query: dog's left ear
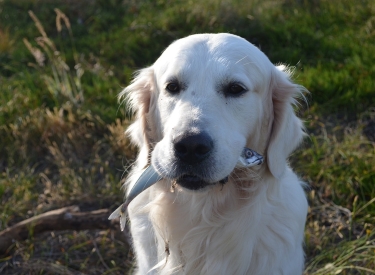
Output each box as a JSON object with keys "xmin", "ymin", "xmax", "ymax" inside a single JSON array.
[{"xmin": 266, "ymin": 66, "xmax": 306, "ymax": 179}]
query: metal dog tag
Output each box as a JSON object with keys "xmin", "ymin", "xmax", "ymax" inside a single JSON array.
[{"xmin": 109, "ymin": 147, "xmax": 263, "ymax": 230}]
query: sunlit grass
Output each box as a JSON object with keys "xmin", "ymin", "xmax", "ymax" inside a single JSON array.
[
  {"xmin": 297, "ymin": 119, "xmax": 375, "ymax": 213},
  {"xmin": 305, "ymin": 232, "xmax": 375, "ymax": 275},
  {"xmin": 295, "ymin": 114, "xmax": 375, "ymax": 274}
]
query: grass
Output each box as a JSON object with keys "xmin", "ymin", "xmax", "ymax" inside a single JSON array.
[
  {"xmin": 0, "ymin": 0, "xmax": 375, "ymax": 274},
  {"xmin": 298, "ymin": 115, "xmax": 375, "ymax": 274}
]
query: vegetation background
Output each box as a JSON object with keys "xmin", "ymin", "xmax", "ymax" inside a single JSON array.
[{"xmin": 1, "ymin": 0, "xmax": 375, "ymax": 274}]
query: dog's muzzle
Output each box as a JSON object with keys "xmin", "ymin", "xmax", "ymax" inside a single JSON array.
[
  {"xmin": 109, "ymin": 147, "xmax": 263, "ymax": 231},
  {"xmin": 172, "ymin": 131, "xmax": 216, "ymax": 190}
]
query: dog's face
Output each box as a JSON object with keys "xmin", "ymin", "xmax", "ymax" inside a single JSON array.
[
  {"xmin": 151, "ymin": 35, "xmax": 269, "ymax": 190},
  {"xmin": 122, "ymin": 34, "xmax": 304, "ymax": 191}
]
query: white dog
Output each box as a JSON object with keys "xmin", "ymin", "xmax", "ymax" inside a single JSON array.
[{"xmin": 119, "ymin": 33, "xmax": 308, "ymax": 275}]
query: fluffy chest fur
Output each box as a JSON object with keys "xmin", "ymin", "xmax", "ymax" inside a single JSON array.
[{"xmin": 128, "ymin": 169, "xmax": 307, "ymax": 275}]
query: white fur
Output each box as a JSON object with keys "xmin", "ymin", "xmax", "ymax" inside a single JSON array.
[{"xmin": 119, "ymin": 33, "xmax": 308, "ymax": 275}]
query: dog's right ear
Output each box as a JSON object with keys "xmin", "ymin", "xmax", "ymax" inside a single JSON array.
[
  {"xmin": 266, "ymin": 66, "xmax": 306, "ymax": 179},
  {"xmin": 118, "ymin": 67, "xmax": 157, "ymax": 166}
]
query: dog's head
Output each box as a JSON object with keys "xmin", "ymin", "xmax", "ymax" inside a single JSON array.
[{"xmin": 121, "ymin": 33, "xmax": 305, "ymax": 191}]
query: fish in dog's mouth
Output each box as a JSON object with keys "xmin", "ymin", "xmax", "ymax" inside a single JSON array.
[{"xmin": 109, "ymin": 147, "xmax": 263, "ymax": 230}]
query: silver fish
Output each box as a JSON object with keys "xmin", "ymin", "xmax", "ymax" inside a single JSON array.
[
  {"xmin": 237, "ymin": 147, "xmax": 263, "ymax": 168},
  {"xmin": 109, "ymin": 147, "xmax": 263, "ymax": 230}
]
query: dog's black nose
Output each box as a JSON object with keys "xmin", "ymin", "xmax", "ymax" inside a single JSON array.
[{"xmin": 173, "ymin": 132, "xmax": 214, "ymax": 164}]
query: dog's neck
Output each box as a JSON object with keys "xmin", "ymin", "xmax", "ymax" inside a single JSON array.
[{"xmin": 147, "ymin": 171, "xmax": 277, "ymax": 273}]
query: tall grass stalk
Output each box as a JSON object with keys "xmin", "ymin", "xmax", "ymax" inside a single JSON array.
[{"xmin": 23, "ymin": 10, "xmax": 83, "ymax": 106}]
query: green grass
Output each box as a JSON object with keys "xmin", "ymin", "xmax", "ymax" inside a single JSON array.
[{"xmin": 0, "ymin": 0, "xmax": 375, "ymax": 274}]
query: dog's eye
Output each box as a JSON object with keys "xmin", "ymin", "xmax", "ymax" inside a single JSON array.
[
  {"xmin": 227, "ymin": 84, "xmax": 246, "ymax": 96},
  {"xmin": 166, "ymin": 82, "xmax": 180, "ymax": 93}
]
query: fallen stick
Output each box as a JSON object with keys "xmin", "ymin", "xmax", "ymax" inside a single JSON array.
[{"xmin": 0, "ymin": 206, "xmax": 118, "ymax": 255}]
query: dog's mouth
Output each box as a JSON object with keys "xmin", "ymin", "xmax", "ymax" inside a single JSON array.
[
  {"xmin": 176, "ymin": 174, "xmax": 208, "ymax": 190},
  {"xmin": 172, "ymin": 147, "xmax": 263, "ymax": 191},
  {"xmin": 175, "ymin": 174, "xmax": 229, "ymax": 191},
  {"xmin": 109, "ymin": 147, "xmax": 263, "ymax": 230},
  {"xmin": 109, "ymin": 147, "xmax": 263, "ymax": 225}
]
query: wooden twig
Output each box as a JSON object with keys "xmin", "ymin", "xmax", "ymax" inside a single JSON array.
[
  {"xmin": 0, "ymin": 206, "xmax": 118, "ymax": 255},
  {"xmin": 91, "ymin": 236, "xmax": 110, "ymax": 271}
]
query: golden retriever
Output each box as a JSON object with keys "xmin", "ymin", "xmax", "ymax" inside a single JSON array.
[{"xmin": 117, "ymin": 33, "xmax": 308, "ymax": 275}]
